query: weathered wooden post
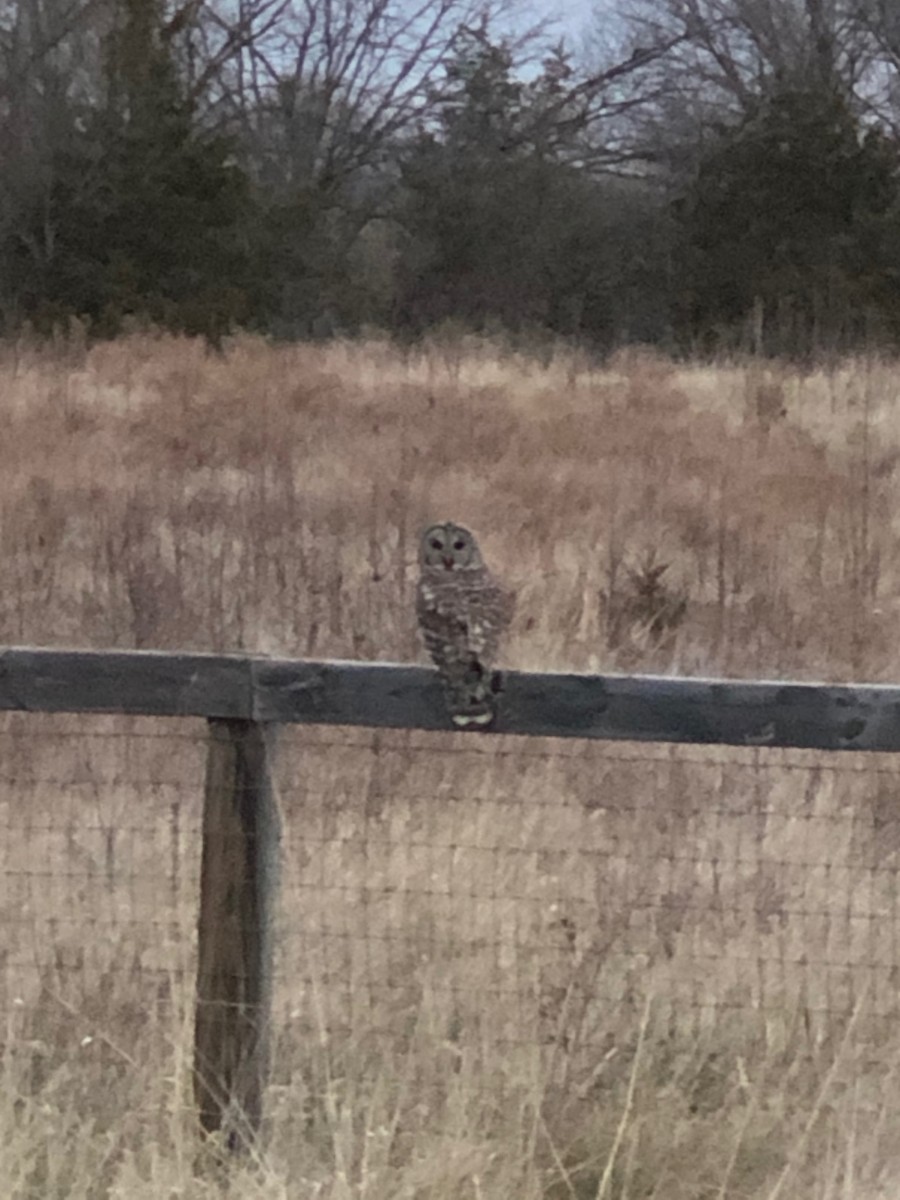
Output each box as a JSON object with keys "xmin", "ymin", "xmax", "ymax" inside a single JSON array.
[{"xmin": 193, "ymin": 719, "xmax": 280, "ymax": 1151}]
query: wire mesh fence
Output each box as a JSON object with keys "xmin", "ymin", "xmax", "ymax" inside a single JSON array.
[
  {"xmin": 1, "ymin": 710, "xmax": 900, "ymax": 1114},
  {"xmin": 0, "ymin": 713, "xmax": 205, "ymax": 1091},
  {"xmin": 273, "ymin": 727, "xmax": 900, "ymax": 1073}
]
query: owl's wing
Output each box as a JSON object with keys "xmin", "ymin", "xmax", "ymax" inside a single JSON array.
[{"xmin": 463, "ymin": 576, "xmax": 514, "ymax": 661}]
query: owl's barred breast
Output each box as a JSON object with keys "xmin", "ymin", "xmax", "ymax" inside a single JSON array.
[{"xmin": 415, "ymin": 567, "xmax": 512, "ymax": 671}]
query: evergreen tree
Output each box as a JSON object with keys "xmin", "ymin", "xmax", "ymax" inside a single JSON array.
[
  {"xmin": 396, "ymin": 28, "xmax": 670, "ymax": 344},
  {"xmin": 673, "ymin": 84, "xmax": 900, "ymax": 353},
  {"xmin": 8, "ymin": 0, "xmax": 253, "ymax": 339}
]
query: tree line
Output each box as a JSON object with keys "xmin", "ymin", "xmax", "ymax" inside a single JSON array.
[{"xmin": 3, "ymin": 0, "xmax": 900, "ymax": 355}]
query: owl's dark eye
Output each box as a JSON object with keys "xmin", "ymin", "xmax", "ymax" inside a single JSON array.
[
  {"xmin": 430, "ymin": 538, "xmax": 442, "ymax": 550},
  {"xmin": 453, "ymin": 540, "xmax": 465, "ymax": 551}
]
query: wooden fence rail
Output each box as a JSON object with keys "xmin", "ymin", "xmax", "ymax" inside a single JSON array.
[
  {"xmin": 3, "ymin": 644, "xmax": 900, "ymax": 1147},
  {"xmin": 3, "ymin": 645, "xmax": 900, "ymax": 749}
]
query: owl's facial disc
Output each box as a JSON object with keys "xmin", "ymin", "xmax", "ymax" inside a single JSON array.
[{"xmin": 422, "ymin": 522, "xmax": 476, "ymax": 570}]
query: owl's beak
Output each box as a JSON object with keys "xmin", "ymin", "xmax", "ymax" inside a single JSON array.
[{"xmin": 443, "ymin": 556, "xmax": 454, "ymax": 569}]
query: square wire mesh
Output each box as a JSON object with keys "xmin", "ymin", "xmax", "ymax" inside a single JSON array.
[
  {"xmin": 0, "ymin": 713, "xmax": 206, "ymax": 1075},
  {"xmin": 3, "ymin": 712, "xmax": 900, "ymax": 1107},
  {"xmin": 273, "ymin": 728, "xmax": 900, "ymax": 1074}
]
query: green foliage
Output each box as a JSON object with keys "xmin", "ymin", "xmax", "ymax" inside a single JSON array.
[
  {"xmin": 5, "ymin": 1, "xmax": 900, "ymax": 355},
  {"xmin": 396, "ymin": 28, "xmax": 670, "ymax": 344},
  {"xmin": 33, "ymin": 120, "xmax": 251, "ymax": 340},
  {"xmin": 673, "ymin": 84, "xmax": 900, "ymax": 352},
  {"xmin": 6, "ymin": 0, "xmax": 253, "ymax": 341}
]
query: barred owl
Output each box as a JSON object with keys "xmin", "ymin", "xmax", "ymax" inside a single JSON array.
[{"xmin": 416, "ymin": 522, "xmax": 515, "ymax": 728}]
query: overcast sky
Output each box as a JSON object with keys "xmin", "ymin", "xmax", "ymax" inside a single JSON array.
[
  {"xmin": 537, "ymin": 0, "xmax": 593, "ymax": 39},
  {"xmin": 516, "ymin": 0, "xmax": 626, "ymax": 61}
]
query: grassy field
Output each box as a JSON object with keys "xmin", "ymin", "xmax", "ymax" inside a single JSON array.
[{"xmin": 1, "ymin": 331, "xmax": 900, "ymax": 1197}]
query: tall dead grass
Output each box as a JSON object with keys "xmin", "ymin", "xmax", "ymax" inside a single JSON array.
[
  {"xmin": 3, "ymin": 329, "xmax": 899, "ymax": 677},
  {"xmin": 2, "ymin": 332, "xmax": 900, "ymax": 1197}
]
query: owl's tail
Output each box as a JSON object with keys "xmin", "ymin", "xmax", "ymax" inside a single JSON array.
[{"xmin": 444, "ymin": 661, "xmax": 501, "ymax": 729}]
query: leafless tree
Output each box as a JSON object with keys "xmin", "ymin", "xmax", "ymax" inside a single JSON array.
[
  {"xmin": 599, "ymin": 0, "xmax": 884, "ymax": 172},
  {"xmin": 166, "ymin": 0, "xmax": 523, "ymax": 196},
  {"xmin": 848, "ymin": 1, "xmax": 900, "ymax": 135}
]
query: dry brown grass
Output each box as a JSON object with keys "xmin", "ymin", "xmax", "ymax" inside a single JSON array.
[{"xmin": 2, "ymin": 332, "xmax": 900, "ymax": 1196}]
